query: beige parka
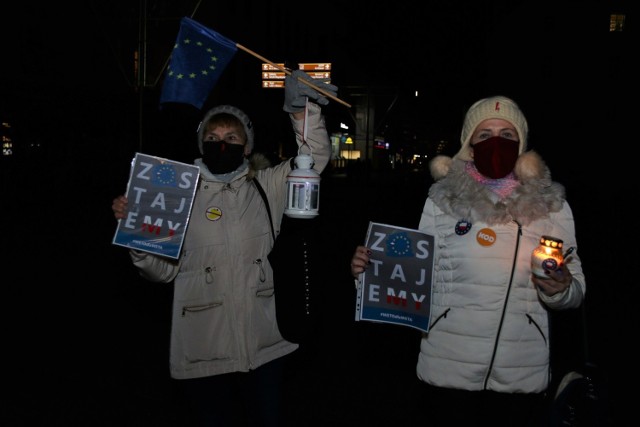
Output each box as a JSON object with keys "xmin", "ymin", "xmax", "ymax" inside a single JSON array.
[{"xmin": 129, "ymin": 103, "xmax": 330, "ymax": 379}]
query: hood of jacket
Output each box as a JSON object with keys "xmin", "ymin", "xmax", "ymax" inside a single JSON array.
[{"xmin": 427, "ymin": 151, "xmax": 566, "ymax": 226}]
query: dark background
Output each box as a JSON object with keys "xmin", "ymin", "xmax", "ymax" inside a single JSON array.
[{"xmin": 1, "ymin": 1, "xmax": 635, "ymax": 425}]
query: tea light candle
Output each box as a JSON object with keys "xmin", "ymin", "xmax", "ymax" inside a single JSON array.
[{"xmin": 531, "ymin": 236, "xmax": 564, "ymax": 278}]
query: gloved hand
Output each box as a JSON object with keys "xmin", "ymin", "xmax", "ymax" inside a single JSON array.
[{"xmin": 283, "ymin": 69, "xmax": 338, "ymax": 113}]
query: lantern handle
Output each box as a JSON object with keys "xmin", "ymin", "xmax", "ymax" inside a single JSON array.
[{"xmin": 297, "ymin": 142, "xmax": 313, "ymax": 157}]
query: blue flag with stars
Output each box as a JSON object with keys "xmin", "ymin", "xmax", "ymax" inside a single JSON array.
[{"xmin": 159, "ymin": 17, "xmax": 238, "ymax": 110}]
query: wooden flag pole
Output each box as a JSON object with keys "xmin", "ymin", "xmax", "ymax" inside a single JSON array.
[{"xmin": 236, "ymin": 43, "xmax": 351, "ymax": 108}]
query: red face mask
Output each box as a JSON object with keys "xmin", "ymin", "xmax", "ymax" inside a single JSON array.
[{"xmin": 472, "ymin": 136, "xmax": 519, "ymax": 179}]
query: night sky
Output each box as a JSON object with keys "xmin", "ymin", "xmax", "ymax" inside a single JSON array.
[{"xmin": 2, "ymin": 1, "xmax": 629, "ymax": 159}]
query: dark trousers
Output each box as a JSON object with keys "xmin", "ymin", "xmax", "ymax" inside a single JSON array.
[
  {"xmin": 419, "ymin": 382, "xmax": 547, "ymax": 426},
  {"xmin": 178, "ymin": 357, "xmax": 285, "ymax": 427}
]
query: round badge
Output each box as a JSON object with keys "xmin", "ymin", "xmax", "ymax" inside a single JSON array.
[
  {"xmin": 205, "ymin": 207, "xmax": 222, "ymax": 221},
  {"xmin": 455, "ymin": 220, "xmax": 472, "ymax": 235},
  {"xmin": 476, "ymin": 228, "xmax": 497, "ymax": 247},
  {"xmin": 542, "ymin": 258, "xmax": 559, "ymax": 271}
]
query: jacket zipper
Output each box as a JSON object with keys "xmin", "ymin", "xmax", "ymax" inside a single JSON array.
[{"xmin": 484, "ymin": 221, "xmax": 522, "ymax": 389}]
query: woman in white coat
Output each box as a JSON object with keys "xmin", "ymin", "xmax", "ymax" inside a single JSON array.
[{"xmin": 350, "ymin": 95, "xmax": 585, "ymax": 426}]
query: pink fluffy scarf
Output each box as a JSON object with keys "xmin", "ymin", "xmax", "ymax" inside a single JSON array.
[{"xmin": 465, "ymin": 161, "xmax": 520, "ymax": 199}]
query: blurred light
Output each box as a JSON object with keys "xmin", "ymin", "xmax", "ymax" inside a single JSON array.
[
  {"xmin": 610, "ymin": 14, "xmax": 625, "ymax": 32},
  {"xmin": 340, "ymin": 150, "xmax": 360, "ymax": 160}
]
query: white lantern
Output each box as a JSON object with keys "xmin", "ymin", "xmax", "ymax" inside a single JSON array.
[{"xmin": 285, "ymin": 153, "xmax": 321, "ymax": 218}]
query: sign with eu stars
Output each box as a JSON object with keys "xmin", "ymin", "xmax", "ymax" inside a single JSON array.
[
  {"xmin": 355, "ymin": 222, "xmax": 435, "ymax": 333},
  {"xmin": 112, "ymin": 153, "xmax": 200, "ymax": 259}
]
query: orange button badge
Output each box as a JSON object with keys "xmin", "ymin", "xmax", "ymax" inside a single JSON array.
[{"xmin": 476, "ymin": 228, "xmax": 496, "ymax": 247}]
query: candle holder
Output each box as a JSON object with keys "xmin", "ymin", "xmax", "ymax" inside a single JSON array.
[{"xmin": 531, "ymin": 235, "xmax": 564, "ymax": 278}]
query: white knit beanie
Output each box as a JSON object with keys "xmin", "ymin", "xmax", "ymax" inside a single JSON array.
[
  {"xmin": 196, "ymin": 105, "xmax": 255, "ymax": 155},
  {"xmin": 454, "ymin": 96, "xmax": 528, "ymax": 161}
]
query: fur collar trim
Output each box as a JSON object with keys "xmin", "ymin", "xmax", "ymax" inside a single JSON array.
[
  {"xmin": 427, "ymin": 151, "xmax": 565, "ymax": 226},
  {"xmin": 246, "ymin": 152, "xmax": 271, "ymax": 180}
]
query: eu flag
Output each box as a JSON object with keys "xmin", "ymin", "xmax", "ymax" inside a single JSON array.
[{"xmin": 159, "ymin": 17, "xmax": 238, "ymax": 110}]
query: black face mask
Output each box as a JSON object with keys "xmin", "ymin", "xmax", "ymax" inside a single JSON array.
[{"xmin": 202, "ymin": 141, "xmax": 245, "ymax": 174}]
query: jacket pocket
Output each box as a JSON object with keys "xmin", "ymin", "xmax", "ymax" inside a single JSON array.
[
  {"xmin": 252, "ymin": 283, "xmax": 282, "ymax": 350},
  {"xmin": 526, "ymin": 313, "xmax": 548, "ymax": 345},
  {"xmin": 174, "ymin": 269, "xmax": 235, "ymax": 362},
  {"xmin": 178, "ymin": 299, "xmax": 235, "ymax": 362},
  {"xmin": 428, "ymin": 307, "xmax": 451, "ymax": 330}
]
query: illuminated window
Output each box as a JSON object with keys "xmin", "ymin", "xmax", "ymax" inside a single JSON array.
[
  {"xmin": 2, "ymin": 141, "xmax": 13, "ymax": 156},
  {"xmin": 340, "ymin": 150, "xmax": 360, "ymax": 160},
  {"xmin": 609, "ymin": 14, "xmax": 625, "ymax": 32},
  {"xmin": 1, "ymin": 121, "xmax": 13, "ymax": 156}
]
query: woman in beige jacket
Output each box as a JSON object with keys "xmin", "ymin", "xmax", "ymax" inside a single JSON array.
[{"xmin": 113, "ymin": 70, "xmax": 337, "ymax": 426}]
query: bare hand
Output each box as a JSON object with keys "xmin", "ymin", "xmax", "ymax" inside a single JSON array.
[
  {"xmin": 350, "ymin": 245, "xmax": 371, "ymax": 278},
  {"xmin": 531, "ymin": 262, "xmax": 573, "ymax": 296},
  {"xmin": 112, "ymin": 195, "xmax": 128, "ymax": 220}
]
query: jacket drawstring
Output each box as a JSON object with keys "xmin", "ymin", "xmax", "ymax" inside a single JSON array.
[{"xmin": 254, "ymin": 259, "xmax": 266, "ymax": 282}]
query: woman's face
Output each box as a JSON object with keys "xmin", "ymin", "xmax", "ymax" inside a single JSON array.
[
  {"xmin": 469, "ymin": 118, "xmax": 520, "ymax": 179},
  {"xmin": 470, "ymin": 119, "xmax": 519, "ymax": 147},
  {"xmin": 203, "ymin": 124, "xmax": 245, "ymax": 145},
  {"xmin": 203, "ymin": 124, "xmax": 249, "ymax": 156}
]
